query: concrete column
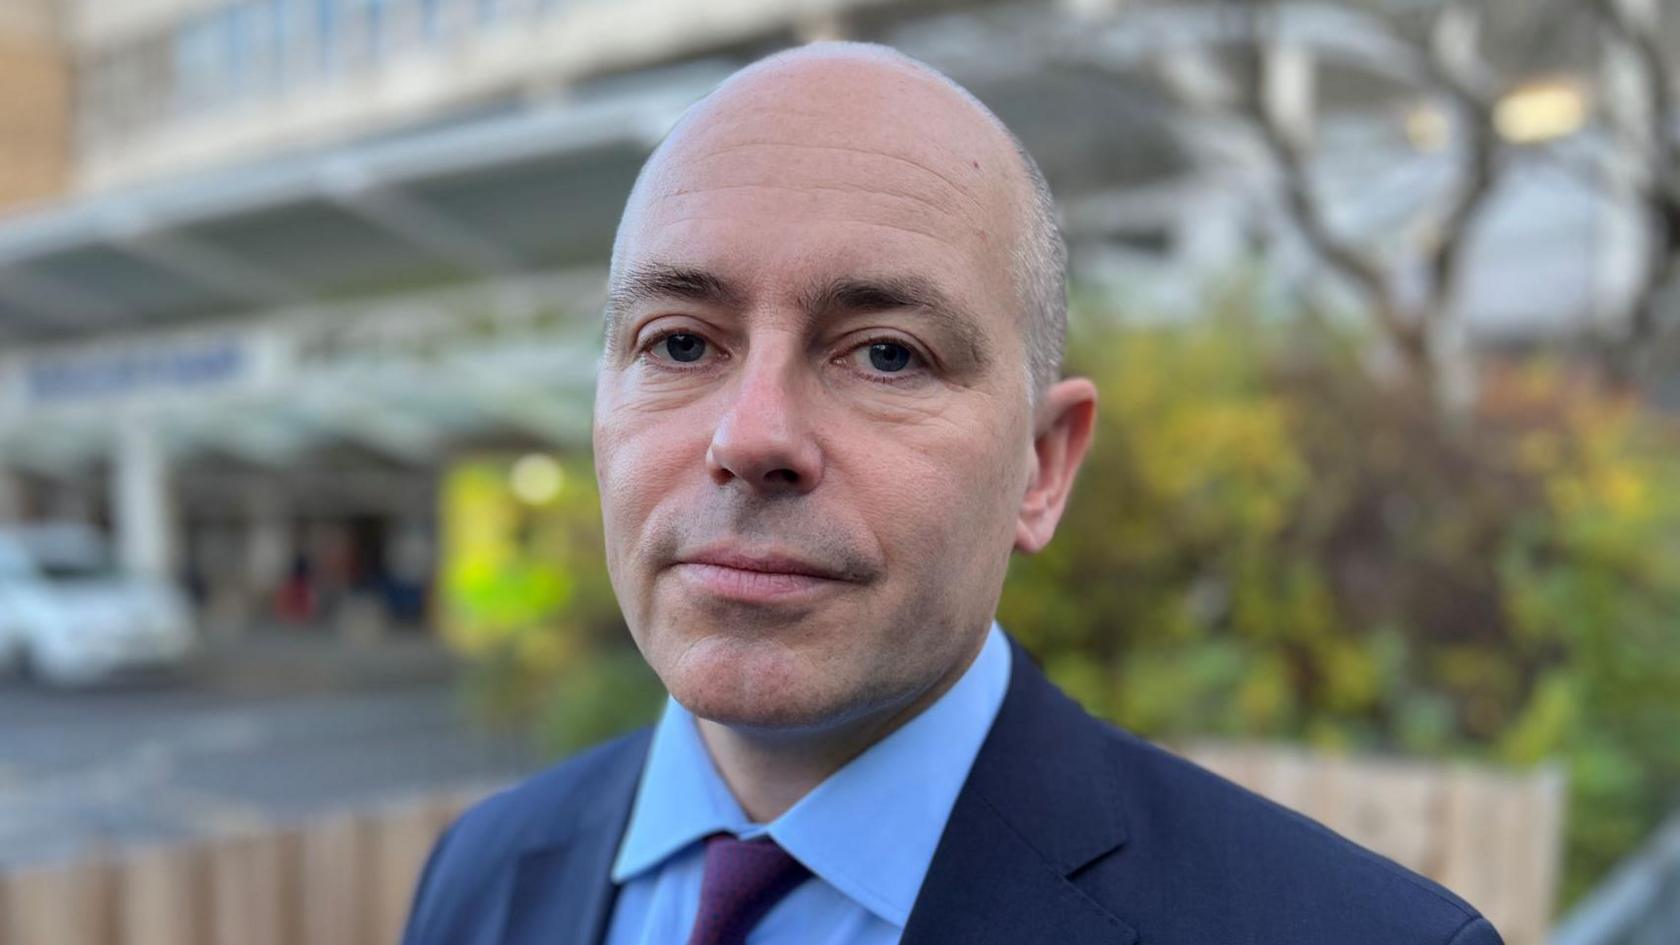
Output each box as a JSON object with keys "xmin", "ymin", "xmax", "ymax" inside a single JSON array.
[
  {"xmin": 246, "ymin": 493, "xmax": 290, "ymax": 595},
  {"xmin": 238, "ymin": 489, "xmax": 292, "ymax": 634},
  {"xmin": 111, "ymin": 421, "xmax": 176, "ymax": 579},
  {"xmin": 0, "ymin": 468, "xmax": 22, "ymax": 522}
]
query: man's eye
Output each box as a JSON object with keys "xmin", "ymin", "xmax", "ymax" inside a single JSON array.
[
  {"xmin": 863, "ymin": 341, "xmax": 915, "ymax": 373},
  {"xmin": 657, "ymin": 333, "xmax": 707, "ymax": 363}
]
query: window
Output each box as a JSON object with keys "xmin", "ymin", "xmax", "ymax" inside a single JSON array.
[
  {"xmin": 316, "ymin": 0, "xmax": 339, "ymax": 75},
  {"xmin": 346, "ymin": 0, "xmax": 394, "ymax": 64},
  {"xmin": 420, "ymin": 0, "xmax": 447, "ymax": 42},
  {"xmin": 173, "ymin": 16, "xmax": 224, "ymax": 113},
  {"xmin": 224, "ymin": 3, "xmax": 249, "ymax": 98},
  {"xmin": 274, "ymin": 0, "xmax": 317, "ymax": 88},
  {"xmin": 239, "ymin": 0, "xmax": 288, "ymax": 95}
]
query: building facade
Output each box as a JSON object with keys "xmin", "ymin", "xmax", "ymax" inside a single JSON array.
[
  {"xmin": 0, "ymin": 0, "xmax": 1664, "ymax": 638},
  {"xmin": 0, "ymin": 0, "xmax": 71, "ymax": 213}
]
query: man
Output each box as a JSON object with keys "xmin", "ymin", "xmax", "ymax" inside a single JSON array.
[{"xmin": 402, "ymin": 42, "xmax": 1504, "ymax": 945}]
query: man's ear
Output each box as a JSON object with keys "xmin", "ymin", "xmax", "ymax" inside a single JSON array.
[{"xmin": 1015, "ymin": 377, "xmax": 1098, "ymax": 554}]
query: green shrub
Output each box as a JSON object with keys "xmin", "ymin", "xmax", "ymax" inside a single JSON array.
[
  {"xmin": 1001, "ymin": 296, "xmax": 1680, "ymax": 907},
  {"xmin": 440, "ymin": 453, "xmax": 663, "ymax": 752}
]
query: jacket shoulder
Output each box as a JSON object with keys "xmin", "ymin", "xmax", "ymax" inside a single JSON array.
[
  {"xmin": 400, "ymin": 727, "xmax": 652, "ymax": 945},
  {"xmin": 446, "ymin": 726, "xmax": 651, "ymax": 859},
  {"xmin": 1091, "ymin": 723, "xmax": 1502, "ymax": 945}
]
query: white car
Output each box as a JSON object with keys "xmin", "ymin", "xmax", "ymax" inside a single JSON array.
[{"xmin": 0, "ymin": 523, "xmax": 198, "ymax": 686}]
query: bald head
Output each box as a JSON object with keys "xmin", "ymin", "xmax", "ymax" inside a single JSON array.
[{"xmin": 608, "ymin": 41, "xmax": 1067, "ymax": 398}]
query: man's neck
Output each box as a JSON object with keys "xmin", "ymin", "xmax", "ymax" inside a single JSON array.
[{"xmin": 694, "ymin": 653, "xmax": 977, "ymax": 823}]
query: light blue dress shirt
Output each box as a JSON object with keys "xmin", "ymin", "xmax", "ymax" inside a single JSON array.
[{"xmin": 604, "ymin": 621, "xmax": 1013, "ymax": 945}]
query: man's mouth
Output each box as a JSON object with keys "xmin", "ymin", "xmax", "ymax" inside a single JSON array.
[{"xmin": 671, "ymin": 546, "xmax": 860, "ymax": 603}]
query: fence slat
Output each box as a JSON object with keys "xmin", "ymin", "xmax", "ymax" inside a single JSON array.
[
  {"xmin": 206, "ymin": 830, "xmax": 292, "ymax": 945},
  {"xmin": 117, "ymin": 843, "xmax": 206, "ymax": 945},
  {"xmin": 0, "ymin": 859, "xmax": 116, "ymax": 945},
  {"xmin": 369, "ymin": 800, "xmax": 450, "ymax": 945},
  {"xmin": 297, "ymin": 812, "xmax": 370, "ymax": 945}
]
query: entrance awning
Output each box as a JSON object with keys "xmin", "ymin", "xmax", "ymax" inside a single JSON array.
[{"xmin": 0, "ymin": 63, "xmax": 730, "ymax": 346}]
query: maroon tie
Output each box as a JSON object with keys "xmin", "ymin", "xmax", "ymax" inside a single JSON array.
[{"xmin": 685, "ymin": 834, "xmax": 812, "ymax": 945}]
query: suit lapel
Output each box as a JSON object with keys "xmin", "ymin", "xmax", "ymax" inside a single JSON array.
[
  {"xmin": 902, "ymin": 637, "xmax": 1139, "ymax": 945},
  {"xmin": 501, "ymin": 729, "xmax": 651, "ymax": 945}
]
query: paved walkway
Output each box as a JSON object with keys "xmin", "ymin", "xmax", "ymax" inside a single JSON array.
[{"xmin": 0, "ymin": 627, "xmax": 539, "ymax": 868}]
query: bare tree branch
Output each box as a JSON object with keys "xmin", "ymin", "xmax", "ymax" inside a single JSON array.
[
  {"xmin": 1418, "ymin": 2, "xmax": 1503, "ymax": 329},
  {"xmin": 1589, "ymin": 0, "xmax": 1680, "ymax": 365},
  {"xmin": 1228, "ymin": 0, "xmax": 1429, "ymax": 373},
  {"xmin": 1592, "ymin": 0, "xmax": 1679, "ymax": 199},
  {"xmin": 1056, "ymin": 0, "xmax": 1659, "ymax": 397},
  {"xmin": 1224, "ymin": 0, "xmax": 1515, "ymax": 400}
]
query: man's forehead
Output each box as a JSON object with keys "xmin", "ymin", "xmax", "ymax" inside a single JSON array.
[
  {"xmin": 695, "ymin": 77, "xmax": 992, "ymax": 156},
  {"xmin": 686, "ymin": 47, "xmax": 1010, "ymax": 156},
  {"xmin": 646, "ymin": 128, "xmax": 991, "ymax": 220},
  {"xmin": 604, "ymin": 46, "xmax": 1036, "ymax": 361},
  {"xmin": 628, "ymin": 49, "xmax": 1019, "ymax": 228}
]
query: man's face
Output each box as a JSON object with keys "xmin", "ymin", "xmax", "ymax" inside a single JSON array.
[{"xmin": 593, "ymin": 56, "xmax": 1038, "ymax": 732}]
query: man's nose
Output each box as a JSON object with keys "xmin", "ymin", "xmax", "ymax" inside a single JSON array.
[{"xmin": 705, "ymin": 356, "xmax": 823, "ymax": 494}]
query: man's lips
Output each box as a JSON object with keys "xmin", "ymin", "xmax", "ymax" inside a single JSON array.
[
  {"xmin": 669, "ymin": 548, "xmax": 861, "ymax": 602},
  {"xmin": 681, "ymin": 549, "xmax": 851, "ymax": 579}
]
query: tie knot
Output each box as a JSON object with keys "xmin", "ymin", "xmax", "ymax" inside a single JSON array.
[{"xmin": 686, "ymin": 834, "xmax": 812, "ymax": 945}]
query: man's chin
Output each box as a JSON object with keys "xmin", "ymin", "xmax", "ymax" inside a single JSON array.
[{"xmin": 661, "ymin": 634, "xmax": 852, "ymax": 732}]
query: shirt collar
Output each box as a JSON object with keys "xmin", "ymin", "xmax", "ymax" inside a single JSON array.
[{"xmin": 610, "ymin": 621, "xmax": 1013, "ymax": 928}]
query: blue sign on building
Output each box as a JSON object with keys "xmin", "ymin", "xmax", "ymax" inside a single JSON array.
[{"xmin": 26, "ymin": 338, "xmax": 247, "ymax": 404}]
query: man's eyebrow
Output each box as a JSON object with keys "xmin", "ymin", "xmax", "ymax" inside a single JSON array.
[
  {"xmin": 604, "ymin": 263, "xmax": 745, "ymax": 341},
  {"xmin": 798, "ymin": 274, "xmax": 993, "ymax": 368},
  {"xmin": 603, "ymin": 265, "xmax": 994, "ymax": 368}
]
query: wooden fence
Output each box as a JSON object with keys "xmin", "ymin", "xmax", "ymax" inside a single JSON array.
[
  {"xmin": 1181, "ymin": 741, "xmax": 1566, "ymax": 945},
  {"xmin": 0, "ymin": 748, "xmax": 1562, "ymax": 945},
  {"xmin": 0, "ymin": 786, "xmax": 490, "ymax": 945}
]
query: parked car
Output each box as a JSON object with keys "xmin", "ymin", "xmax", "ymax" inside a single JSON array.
[{"xmin": 0, "ymin": 523, "xmax": 198, "ymax": 685}]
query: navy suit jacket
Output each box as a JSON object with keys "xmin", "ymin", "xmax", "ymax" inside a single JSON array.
[{"xmin": 402, "ymin": 636, "xmax": 1504, "ymax": 945}]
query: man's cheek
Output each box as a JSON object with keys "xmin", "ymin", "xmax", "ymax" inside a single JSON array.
[
  {"xmin": 602, "ymin": 424, "xmax": 697, "ymax": 503},
  {"xmin": 859, "ymin": 455, "xmax": 969, "ymax": 567},
  {"xmin": 596, "ymin": 449, "xmax": 665, "ymax": 594}
]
